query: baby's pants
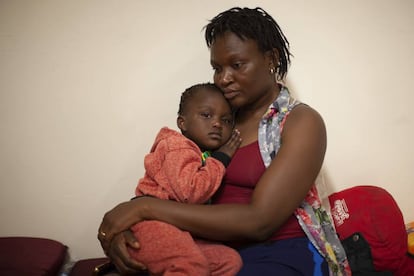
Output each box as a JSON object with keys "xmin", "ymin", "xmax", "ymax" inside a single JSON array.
[{"xmin": 128, "ymin": 220, "xmax": 242, "ymax": 276}]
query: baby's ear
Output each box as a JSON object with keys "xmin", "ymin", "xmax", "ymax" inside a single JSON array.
[{"xmin": 177, "ymin": 115, "xmax": 186, "ymax": 131}]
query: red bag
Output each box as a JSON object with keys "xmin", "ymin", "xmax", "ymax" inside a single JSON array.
[{"xmin": 328, "ymin": 185, "xmax": 414, "ymax": 275}]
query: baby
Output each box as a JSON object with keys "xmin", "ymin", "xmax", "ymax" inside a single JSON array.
[{"xmin": 128, "ymin": 83, "xmax": 242, "ymax": 275}]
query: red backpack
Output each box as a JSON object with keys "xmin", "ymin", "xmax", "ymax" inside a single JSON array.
[{"xmin": 328, "ymin": 185, "xmax": 414, "ymax": 275}]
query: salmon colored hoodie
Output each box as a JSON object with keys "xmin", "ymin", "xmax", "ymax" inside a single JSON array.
[{"xmin": 135, "ymin": 127, "xmax": 226, "ymax": 204}]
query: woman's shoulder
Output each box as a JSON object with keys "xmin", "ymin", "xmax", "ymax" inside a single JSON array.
[
  {"xmin": 283, "ymin": 104, "xmax": 326, "ymax": 141},
  {"xmin": 292, "ymin": 102, "xmax": 322, "ymax": 115}
]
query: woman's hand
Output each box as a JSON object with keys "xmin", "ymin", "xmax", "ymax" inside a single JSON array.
[
  {"xmin": 98, "ymin": 198, "xmax": 147, "ymax": 251},
  {"xmin": 105, "ymin": 230, "xmax": 147, "ymax": 274}
]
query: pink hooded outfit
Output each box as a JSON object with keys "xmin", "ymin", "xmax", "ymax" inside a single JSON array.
[{"xmin": 128, "ymin": 127, "xmax": 242, "ymax": 276}]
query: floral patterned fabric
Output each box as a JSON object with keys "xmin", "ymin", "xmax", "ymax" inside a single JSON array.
[{"xmin": 258, "ymin": 87, "xmax": 351, "ymax": 275}]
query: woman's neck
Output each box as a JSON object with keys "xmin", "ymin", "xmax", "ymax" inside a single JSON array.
[
  {"xmin": 235, "ymin": 84, "xmax": 281, "ymax": 146},
  {"xmin": 237, "ymin": 84, "xmax": 280, "ymax": 123}
]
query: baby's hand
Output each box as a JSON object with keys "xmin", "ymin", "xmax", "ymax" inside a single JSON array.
[{"xmin": 217, "ymin": 129, "xmax": 242, "ymax": 158}]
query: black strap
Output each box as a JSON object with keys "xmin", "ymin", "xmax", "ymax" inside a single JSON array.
[{"xmin": 341, "ymin": 232, "xmax": 392, "ymax": 275}]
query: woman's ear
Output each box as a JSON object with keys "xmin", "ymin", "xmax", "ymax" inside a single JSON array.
[
  {"xmin": 177, "ymin": 115, "xmax": 186, "ymax": 132},
  {"xmin": 266, "ymin": 49, "xmax": 279, "ymax": 68}
]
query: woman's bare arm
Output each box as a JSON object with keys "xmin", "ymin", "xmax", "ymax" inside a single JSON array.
[
  {"xmin": 99, "ymin": 105, "xmax": 326, "ymax": 244},
  {"xmin": 142, "ymin": 105, "xmax": 326, "ymax": 241}
]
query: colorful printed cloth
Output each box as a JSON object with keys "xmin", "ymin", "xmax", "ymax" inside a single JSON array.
[{"xmin": 258, "ymin": 87, "xmax": 351, "ymax": 275}]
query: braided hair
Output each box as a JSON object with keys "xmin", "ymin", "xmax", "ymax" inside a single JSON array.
[
  {"xmin": 204, "ymin": 7, "xmax": 292, "ymax": 80},
  {"xmin": 177, "ymin": 82, "xmax": 224, "ymax": 116}
]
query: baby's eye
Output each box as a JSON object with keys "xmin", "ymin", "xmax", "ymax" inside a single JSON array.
[
  {"xmin": 200, "ymin": 112, "xmax": 211, "ymax": 118},
  {"xmin": 222, "ymin": 118, "xmax": 234, "ymax": 125}
]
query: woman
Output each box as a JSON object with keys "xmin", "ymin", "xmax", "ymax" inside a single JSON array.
[{"xmin": 98, "ymin": 7, "xmax": 350, "ymax": 275}]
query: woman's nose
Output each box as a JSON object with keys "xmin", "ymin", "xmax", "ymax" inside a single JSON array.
[{"xmin": 217, "ymin": 69, "xmax": 233, "ymax": 87}]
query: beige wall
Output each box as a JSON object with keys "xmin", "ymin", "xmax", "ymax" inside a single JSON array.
[{"xmin": 1, "ymin": 0, "xmax": 413, "ymax": 260}]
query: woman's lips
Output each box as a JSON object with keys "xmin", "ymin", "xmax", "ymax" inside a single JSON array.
[{"xmin": 223, "ymin": 90, "xmax": 239, "ymax": 100}]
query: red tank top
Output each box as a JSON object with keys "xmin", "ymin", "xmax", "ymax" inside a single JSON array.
[{"xmin": 212, "ymin": 141, "xmax": 305, "ymax": 246}]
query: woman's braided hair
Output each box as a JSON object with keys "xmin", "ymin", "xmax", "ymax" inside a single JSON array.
[{"xmin": 204, "ymin": 7, "xmax": 292, "ymax": 80}]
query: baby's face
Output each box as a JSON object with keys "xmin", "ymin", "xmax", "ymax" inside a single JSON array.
[{"xmin": 178, "ymin": 89, "xmax": 233, "ymax": 151}]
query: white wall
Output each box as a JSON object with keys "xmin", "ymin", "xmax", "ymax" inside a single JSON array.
[{"xmin": 1, "ymin": 0, "xmax": 413, "ymax": 261}]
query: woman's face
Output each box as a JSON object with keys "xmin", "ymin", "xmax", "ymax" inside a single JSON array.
[{"xmin": 210, "ymin": 32, "xmax": 276, "ymax": 110}]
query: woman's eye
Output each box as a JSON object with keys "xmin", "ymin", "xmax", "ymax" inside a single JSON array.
[
  {"xmin": 232, "ymin": 62, "xmax": 242, "ymax": 69},
  {"xmin": 211, "ymin": 64, "xmax": 220, "ymax": 72},
  {"xmin": 211, "ymin": 66, "xmax": 221, "ymax": 73}
]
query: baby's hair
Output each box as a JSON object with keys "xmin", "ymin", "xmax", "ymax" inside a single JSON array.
[
  {"xmin": 178, "ymin": 83, "xmax": 224, "ymax": 115},
  {"xmin": 204, "ymin": 7, "xmax": 292, "ymax": 79}
]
